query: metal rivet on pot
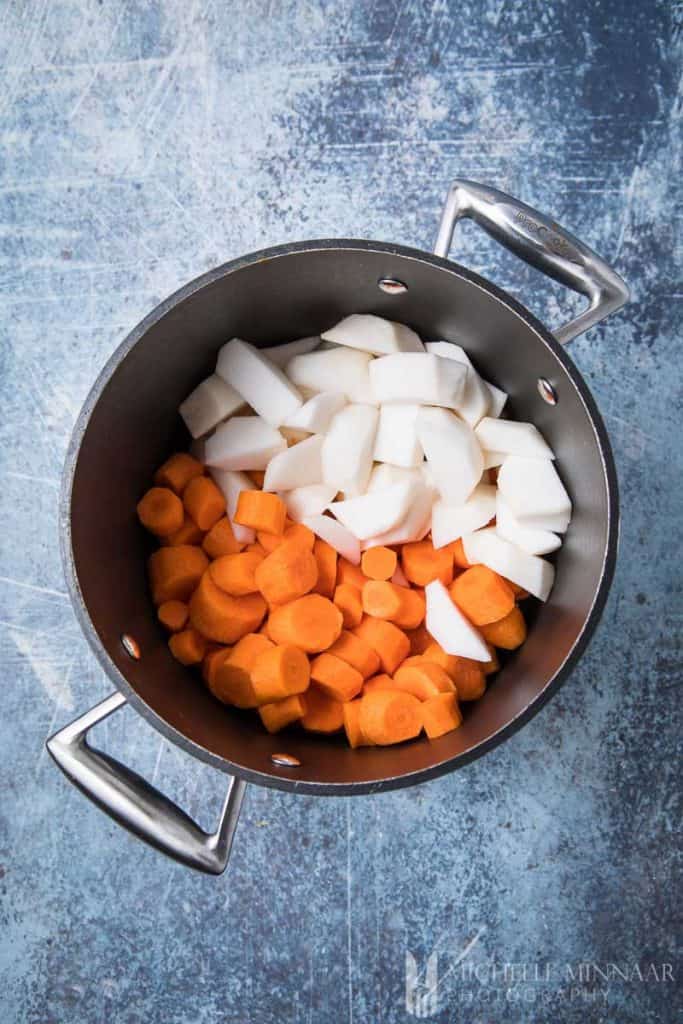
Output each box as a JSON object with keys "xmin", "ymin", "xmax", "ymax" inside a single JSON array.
[
  {"xmin": 121, "ymin": 634, "xmax": 141, "ymax": 660},
  {"xmin": 378, "ymin": 277, "xmax": 408, "ymax": 295},
  {"xmin": 271, "ymin": 753, "xmax": 301, "ymax": 768},
  {"xmin": 537, "ymin": 377, "xmax": 558, "ymax": 405}
]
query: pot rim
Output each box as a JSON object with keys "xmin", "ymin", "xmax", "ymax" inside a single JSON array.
[{"xmin": 60, "ymin": 237, "xmax": 619, "ymax": 796}]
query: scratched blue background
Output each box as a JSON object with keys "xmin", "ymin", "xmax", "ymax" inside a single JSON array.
[{"xmin": 1, "ymin": 1, "xmax": 681, "ymax": 1022}]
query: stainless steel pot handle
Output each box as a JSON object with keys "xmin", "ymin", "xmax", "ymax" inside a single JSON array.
[
  {"xmin": 46, "ymin": 691, "xmax": 246, "ymax": 875},
  {"xmin": 434, "ymin": 178, "xmax": 629, "ymax": 344}
]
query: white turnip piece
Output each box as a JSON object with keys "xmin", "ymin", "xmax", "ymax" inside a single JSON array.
[
  {"xmin": 475, "ymin": 417, "xmax": 554, "ymax": 459},
  {"xmin": 280, "ymin": 483, "xmax": 338, "ymax": 522},
  {"xmin": 497, "ymin": 456, "xmax": 571, "ymax": 523},
  {"xmin": 431, "ymin": 484, "xmax": 497, "ymax": 549},
  {"xmin": 425, "ymin": 580, "xmax": 490, "ymax": 661},
  {"xmin": 462, "ymin": 528, "xmax": 555, "ymax": 601},
  {"xmin": 286, "ymin": 348, "xmax": 376, "ymax": 404},
  {"xmin": 282, "ymin": 392, "xmax": 346, "ymax": 434},
  {"xmin": 261, "ymin": 336, "xmax": 320, "ymax": 366},
  {"xmin": 373, "ymin": 403, "xmax": 423, "ymax": 467},
  {"xmin": 302, "ymin": 514, "xmax": 361, "ymax": 564},
  {"xmin": 369, "ymin": 353, "xmax": 466, "ymax": 407},
  {"xmin": 321, "ymin": 404, "xmax": 379, "ymax": 497},
  {"xmin": 208, "ymin": 468, "xmax": 256, "ymax": 544},
  {"xmin": 179, "ymin": 374, "xmax": 245, "ymax": 439},
  {"xmin": 321, "ymin": 313, "xmax": 424, "ymax": 355},
  {"xmin": 216, "ymin": 338, "xmax": 303, "ymax": 427},
  {"xmin": 496, "ymin": 494, "xmax": 562, "ymax": 556},
  {"xmin": 263, "ymin": 434, "xmax": 324, "ymax": 492},
  {"xmin": 205, "ymin": 416, "xmax": 285, "ymax": 471},
  {"xmin": 363, "ymin": 482, "xmax": 434, "ymax": 549},
  {"xmin": 367, "ymin": 463, "xmax": 421, "ymax": 492},
  {"xmin": 416, "ymin": 406, "xmax": 483, "ymax": 506},
  {"xmin": 424, "ymin": 341, "xmax": 490, "ymax": 425},
  {"xmin": 328, "ymin": 478, "xmax": 421, "ymax": 540}
]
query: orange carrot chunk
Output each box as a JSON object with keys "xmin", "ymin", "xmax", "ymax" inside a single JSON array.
[
  {"xmin": 359, "ymin": 689, "xmax": 422, "ymax": 745},
  {"xmin": 421, "ymin": 642, "xmax": 486, "ymax": 700},
  {"xmin": 353, "ymin": 617, "xmax": 410, "ymax": 675},
  {"xmin": 202, "ymin": 646, "xmax": 233, "ymax": 687},
  {"xmin": 483, "ymin": 644, "xmax": 500, "ymax": 676},
  {"xmin": 334, "ymin": 583, "xmax": 364, "ymax": 628},
  {"xmin": 168, "ymin": 628, "xmax": 207, "ymax": 666},
  {"xmin": 247, "ymin": 470, "xmax": 266, "ymax": 488},
  {"xmin": 405, "ymin": 624, "xmax": 433, "ymax": 656},
  {"xmin": 402, "ymin": 540, "xmax": 453, "ymax": 587},
  {"xmin": 148, "ymin": 545, "xmax": 208, "ymax": 605},
  {"xmin": 336, "ymin": 558, "xmax": 367, "ymax": 590},
  {"xmin": 327, "ymin": 630, "xmax": 380, "ymax": 679},
  {"xmin": 480, "ymin": 606, "xmax": 527, "ymax": 649},
  {"xmin": 157, "ymin": 600, "xmax": 188, "ymax": 632},
  {"xmin": 154, "ymin": 453, "xmax": 204, "ymax": 495},
  {"xmin": 310, "ymin": 652, "xmax": 364, "ymax": 702},
  {"xmin": 267, "ymin": 594, "xmax": 343, "ymax": 653},
  {"xmin": 189, "ymin": 570, "xmax": 267, "ymax": 643},
  {"xmin": 209, "ymin": 550, "xmax": 264, "ymax": 596},
  {"xmin": 234, "ymin": 491, "xmax": 287, "ymax": 534},
  {"xmin": 343, "ymin": 700, "xmax": 375, "ymax": 748},
  {"xmin": 361, "ymin": 580, "xmax": 425, "ymax": 629},
  {"xmin": 137, "ymin": 487, "xmax": 184, "ymax": 537},
  {"xmin": 210, "ymin": 633, "xmax": 274, "ymax": 707},
  {"xmin": 259, "ymin": 694, "xmax": 306, "ymax": 734},
  {"xmin": 450, "ymin": 565, "xmax": 515, "ymax": 626},
  {"xmin": 300, "ymin": 686, "xmax": 345, "ymax": 733},
  {"xmin": 183, "ymin": 476, "xmax": 226, "ymax": 531},
  {"xmin": 251, "ymin": 644, "xmax": 310, "ymax": 703},
  {"xmin": 422, "ymin": 693, "xmax": 463, "ymax": 739},
  {"xmin": 255, "ymin": 539, "xmax": 318, "ymax": 605},
  {"xmin": 447, "ymin": 538, "xmax": 471, "ymax": 570},
  {"xmin": 362, "ymin": 673, "xmax": 396, "ymax": 694},
  {"xmin": 162, "ymin": 515, "xmax": 205, "ymax": 547},
  {"xmin": 361, "ymin": 546, "xmax": 397, "ymax": 581},
  {"xmin": 505, "ymin": 578, "xmax": 529, "ymax": 599},
  {"xmin": 202, "ymin": 517, "xmax": 243, "ymax": 558},
  {"xmin": 394, "ymin": 661, "xmax": 455, "ymax": 699},
  {"xmin": 313, "ymin": 538, "xmax": 338, "ymax": 599}
]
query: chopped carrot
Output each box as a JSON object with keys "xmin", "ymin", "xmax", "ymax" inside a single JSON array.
[
  {"xmin": 258, "ymin": 522, "xmax": 315, "ymax": 553},
  {"xmin": 421, "ymin": 693, "xmax": 463, "ymax": 739},
  {"xmin": 259, "ymin": 694, "xmax": 306, "ymax": 734},
  {"xmin": 334, "ymin": 583, "xmax": 363, "ymax": 628},
  {"xmin": 342, "ymin": 700, "xmax": 375, "ymax": 748},
  {"xmin": 234, "ymin": 490, "xmax": 287, "ymax": 534},
  {"xmin": 210, "ymin": 633, "xmax": 274, "ymax": 707},
  {"xmin": 202, "ymin": 646, "xmax": 232, "ymax": 687},
  {"xmin": 162, "ymin": 515, "xmax": 205, "ymax": 547},
  {"xmin": 405, "ymin": 624, "xmax": 433, "ymax": 656},
  {"xmin": 362, "ymin": 673, "xmax": 396, "ymax": 694},
  {"xmin": 183, "ymin": 476, "xmax": 226, "ymax": 531},
  {"xmin": 361, "ymin": 546, "xmax": 397, "ymax": 581},
  {"xmin": 336, "ymin": 558, "xmax": 367, "ymax": 590},
  {"xmin": 168, "ymin": 628, "xmax": 207, "ymax": 666},
  {"xmin": 401, "ymin": 540, "xmax": 453, "ymax": 587},
  {"xmin": 189, "ymin": 571, "xmax": 267, "ymax": 643},
  {"xmin": 327, "ymin": 630, "xmax": 380, "ymax": 679},
  {"xmin": 154, "ymin": 453, "xmax": 204, "ymax": 495},
  {"xmin": 312, "ymin": 539, "xmax": 338, "ymax": 599},
  {"xmin": 202, "ymin": 517, "xmax": 243, "ymax": 558},
  {"xmin": 256, "ymin": 529, "xmax": 283, "ymax": 554},
  {"xmin": 359, "ymin": 689, "xmax": 422, "ymax": 745},
  {"xmin": 300, "ymin": 686, "xmax": 344, "ymax": 733},
  {"xmin": 157, "ymin": 600, "xmax": 188, "ymax": 632},
  {"xmin": 421, "ymin": 642, "xmax": 486, "ymax": 700},
  {"xmin": 361, "ymin": 580, "xmax": 425, "ymax": 630},
  {"xmin": 483, "ymin": 644, "xmax": 500, "ymax": 676},
  {"xmin": 450, "ymin": 565, "xmax": 515, "ymax": 626},
  {"xmin": 251, "ymin": 644, "xmax": 310, "ymax": 703},
  {"xmin": 480, "ymin": 606, "xmax": 527, "ymax": 649},
  {"xmin": 137, "ymin": 487, "xmax": 184, "ymax": 537},
  {"xmin": 267, "ymin": 594, "xmax": 343, "ymax": 653},
  {"xmin": 254, "ymin": 539, "xmax": 318, "ymax": 605},
  {"xmin": 148, "ymin": 545, "xmax": 208, "ymax": 605},
  {"xmin": 247, "ymin": 470, "xmax": 266, "ymax": 488},
  {"xmin": 447, "ymin": 538, "xmax": 471, "ymax": 569},
  {"xmin": 353, "ymin": 617, "xmax": 410, "ymax": 675},
  {"xmin": 394, "ymin": 662, "xmax": 455, "ymax": 699},
  {"xmin": 505, "ymin": 578, "xmax": 529, "ymax": 599},
  {"xmin": 310, "ymin": 652, "xmax": 364, "ymax": 702},
  {"xmin": 209, "ymin": 550, "xmax": 264, "ymax": 596},
  {"xmin": 246, "ymin": 542, "xmax": 267, "ymax": 556}
]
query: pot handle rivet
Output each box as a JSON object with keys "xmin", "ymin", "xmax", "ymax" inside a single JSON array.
[
  {"xmin": 378, "ymin": 277, "xmax": 408, "ymax": 295},
  {"xmin": 121, "ymin": 633, "xmax": 141, "ymax": 660},
  {"xmin": 537, "ymin": 378, "xmax": 558, "ymax": 405},
  {"xmin": 271, "ymin": 753, "xmax": 301, "ymax": 768}
]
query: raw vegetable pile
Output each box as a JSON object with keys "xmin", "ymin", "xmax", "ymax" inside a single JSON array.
[{"xmin": 136, "ymin": 315, "xmax": 572, "ymax": 747}]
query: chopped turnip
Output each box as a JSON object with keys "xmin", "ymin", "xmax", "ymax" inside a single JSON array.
[
  {"xmin": 321, "ymin": 313, "xmax": 424, "ymax": 355},
  {"xmin": 416, "ymin": 407, "xmax": 483, "ymax": 506},
  {"xmin": 424, "ymin": 342, "xmax": 489, "ymax": 426},
  {"xmin": 425, "ymin": 580, "xmax": 490, "ymax": 661},
  {"xmin": 497, "ymin": 456, "xmax": 571, "ymax": 522},
  {"xmin": 363, "ymin": 482, "xmax": 434, "ymax": 548},
  {"xmin": 513, "ymin": 509, "xmax": 571, "ymax": 533},
  {"xmin": 367, "ymin": 463, "xmax": 421, "ymax": 492},
  {"xmin": 425, "ymin": 340, "xmax": 474, "ymax": 367},
  {"xmin": 303, "ymin": 514, "xmax": 361, "ymax": 564},
  {"xmin": 209, "ymin": 468, "xmax": 256, "ymax": 544},
  {"xmin": 496, "ymin": 494, "xmax": 561, "ymax": 556},
  {"xmin": 263, "ymin": 434, "xmax": 324, "ymax": 492},
  {"xmin": 179, "ymin": 374, "xmax": 245, "ymax": 439},
  {"xmin": 462, "ymin": 528, "xmax": 555, "ymax": 601},
  {"xmin": 282, "ymin": 392, "xmax": 346, "ymax": 434},
  {"xmin": 373, "ymin": 404, "xmax": 423, "ymax": 468},
  {"xmin": 329, "ymin": 479, "xmax": 421, "ymax": 540},
  {"xmin": 475, "ymin": 417, "xmax": 554, "ymax": 459},
  {"xmin": 431, "ymin": 484, "xmax": 497, "ymax": 549},
  {"xmin": 286, "ymin": 348, "xmax": 376, "ymax": 404},
  {"xmin": 483, "ymin": 449, "xmax": 506, "ymax": 470},
  {"xmin": 216, "ymin": 339, "xmax": 303, "ymax": 427},
  {"xmin": 260, "ymin": 336, "xmax": 320, "ymax": 366},
  {"xmin": 280, "ymin": 483, "xmax": 338, "ymax": 522},
  {"xmin": 205, "ymin": 416, "xmax": 285, "ymax": 471},
  {"xmin": 369, "ymin": 353, "xmax": 466, "ymax": 407},
  {"xmin": 485, "ymin": 381, "xmax": 508, "ymax": 418},
  {"xmin": 322, "ymin": 404, "xmax": 379, "ymax": 497}
]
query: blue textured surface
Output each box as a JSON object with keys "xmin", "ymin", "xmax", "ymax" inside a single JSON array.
[{"xmin": 1, "ymin": 2, "xmax": 681, "ymax": 1022}]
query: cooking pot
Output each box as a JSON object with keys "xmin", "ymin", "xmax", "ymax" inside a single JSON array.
[{"xmin": 47, "ymin": 180, "xmax": 628, "ymax": 874}]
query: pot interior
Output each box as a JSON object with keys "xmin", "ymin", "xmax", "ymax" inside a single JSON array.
[{"xmin": 66, "ymin": 243, "xmax": 616, "ymax": 793}]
